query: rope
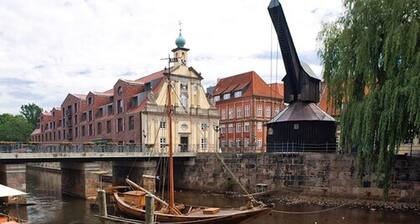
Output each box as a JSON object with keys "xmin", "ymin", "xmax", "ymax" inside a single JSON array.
[{"xmin": 271, "ymin": 203, "xmax": 348, "ymax": 215}]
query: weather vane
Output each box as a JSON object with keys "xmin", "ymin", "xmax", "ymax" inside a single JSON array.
[{"xmin": 178, "ymin": 20, "xmax": 182, "ymax": 34}]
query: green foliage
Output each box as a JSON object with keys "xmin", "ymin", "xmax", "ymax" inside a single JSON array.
[
  {"xmin": 20, "ymin": 103, "xmax": 42, "ymax": 129},
  {"xmin": 318, "ymin": 0, "xmax": 420, "ymax": 196},
  {"xmin": 0, "ymin": 113, "xmax": 33, "ymax": 142}
]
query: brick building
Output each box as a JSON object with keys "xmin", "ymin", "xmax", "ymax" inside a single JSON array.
[
  {"xmin": 211, "ymin": 71, "xmax": 284, "ymax": 152},
  {"xmin": 31, "ymin": 33, "xmax": 219, "ymax": 153}
]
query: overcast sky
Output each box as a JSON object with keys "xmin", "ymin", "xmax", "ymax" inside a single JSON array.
[{"xmin": 0, "ymin": 0, "xmax": 343, "ymax": 114}]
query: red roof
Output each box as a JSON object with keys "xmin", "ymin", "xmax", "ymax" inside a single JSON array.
[{"xmin": 213, "ymin": 71, "xmax": 283, "ymax": 99}]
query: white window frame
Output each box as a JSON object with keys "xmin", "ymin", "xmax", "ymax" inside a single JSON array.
[
  {"xmin": 236, "ymin": 123, "xmax": 242, "ymax": 133},
  {"xmin": 201, "ymin": 138, "xmax": 208, "ymax": 149},
  {"xmin": 236, "ymin": 107, "xmax": 242, "ymax": 118},
  {"xmin": 257, "ymin": 105, "xmax": 263, "ymax": 117},
  {"xmin": 221, "ymin": 109, "xmax": 226, "ymax": 120},
  {"xmin": 223, "ymin": 93, "xmax": 230, "ymax": 100},
  {"xmin": 265, "ymin": 106, "xmax": 271, "ymax": 117},
  {"xmin": 234, "ymin": 91, "xmax": 242, "ymax": 98},
  {"xmin": 228, "ymin": 124, "xmax": 234, "ymax": 133},
  {"xmin": 228, "ymin": 108, "xmax": 234, "ymax": 119},
  {"xmin": 160, "ymin": 137, "xmax": 166, "ymax": 149},
  {"xmin": 214, "ymin": 95, "xmax": 220, "ymax": 102},
  {"xmin": 244, "ymin": 122, "xmax": 250, "ymax": 132},
  {"xmin": 160, "ymin": 121, "xmax": 166, "ymax": 129},
  {"xmin": 244, "ymin": 105, "xmax": 250, "ymax": 117}
]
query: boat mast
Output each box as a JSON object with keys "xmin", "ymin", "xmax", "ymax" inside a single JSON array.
[{"xmin": 166, "ymin": 58, "xmax": 175, "ymax": 213}]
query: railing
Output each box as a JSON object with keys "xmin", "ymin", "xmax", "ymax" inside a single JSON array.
[
  {"xmin": 266, "ymin": 142, "xmax": 337, "ymax": 153},
  {"xmin": 0, "ymin": 143, "xmax": 217, "ymax": 154}
]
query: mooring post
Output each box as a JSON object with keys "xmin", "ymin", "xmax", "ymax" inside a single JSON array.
[
  {"xmin": 98, "ymin": 189, "xmax": 107, "ymax": 217},
  {"xmin": 145, "ymin": 194, "xmax": 155, "ymax": 224}
]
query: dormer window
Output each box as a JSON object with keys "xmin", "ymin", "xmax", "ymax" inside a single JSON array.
[
  {"xmin": 88, "ymin": 97, "xmax": 92, "ymax": 105},
  {"xmin": 214, "ymin": 95, "xmax": 220, "ymax": 102},
  {"xmin": 223, "ymin": 93, "xmax": 230, "ymax": 100},
  {"xmin": 117, "ymin": 86, "xmax": 123, "ymax": 96},
  {"xmin": 145, "ymin": 82, "xmax": 152, "ymax": 91},
  {"xmin": 234, "ymin": 91, "xmax": 242, "ymax": 98}
]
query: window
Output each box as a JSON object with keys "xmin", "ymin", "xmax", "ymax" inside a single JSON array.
[
  {"xmin": 234, "ymin": 91, "xmax": 242, "ymax": 98},
  {"xmin": 88, "ymin": 97, "xmax": 92, "ymax": 105},
  {"xmin": 96, "ymin": 108, "xmax": 103, "ymax": 118},
  {"xmin": 180, "ymin": 93, "xmax": 188, "ymax": 108},
  {"xmin": 81, "ymin": 126, "xmax": 85, "ymax": 136},
  {"xmin": 89, "ymin": 124, "xmax": 93, "ymax": 136},
  {"xmin": 117, "ymin": 86, "xmax": 123, "ymax": 96},
  {"xmin": 75, "ymin": 127, "xmax": 78, "ymax": 138},
  {"xmin": 274, "ymin": 106, "xmax": 280, "ymax": 115},
  {"xmin": 106, "ymin": 120, "xmax": 112, "ymax": 133},
  {"xmin": 228, "ymin": 108, "xmax": 234, "ymax": 119},
  {"xmin": 131, "ymin": 96, "xmax": 138, "ymax": 108},
  {"xmin": 293, "ymin": 123, "xmax": 299, "ymax": 130},
  {"xmin": 244, "ymin": 122, "xmax": 250, "ymax": 132},
  {"xmin": 74, "ymin": 103, "xmax": 78, "ymax": 113},
  {"xmin": 145, "ymin": 82, "xmax": 152, "ymax": 91},
  {"xmin": 58, "ymin": 131, "xmax": 61, "ymax": 140},
  {"xmin": 107, "ymin": 105, "xmax": 113, "ymax": 115},
  {"xmin": 117, "ymin": 100, "xmax": 123, "ymax": 113},
  {"xmin": 74, "ymin": 115, "xmax": 78, "ymax": 124},
  {"xmin": 201, "ymin": 123, "xmax": 208, "ymax": 130},
  {"xmin": 160, "ymin": 121, "xmax": 166, "ymax": 129},
  {"xmin": 245, "ymin": 105, "xmax": 250, "ymax": 117},
  {"xmin": 128, "ymin": 116, "xmax": 134, "ymax": 130},
  {"xmin": 221, "ymin": 109, "xmax": 226, "ymax": 120},
  {"xmin": 214, "ymin": 95, "xmax": 220, "ymax": 102},
  {"xmin": 220, "ymin": 124, "xmax": 226, "ymax": 134},
  {"xmin": 201, "ymin": 138, "xmax": 207, "ymax": 149},
  {"xmin": 236, "ymin": 106, "xmax": 242, "ymax": 118},
  {"xmin": 82, "ymin": 112, "xmax": 87, "ymax": 121},
  {"xmin": 223, "ymin": 93, "xmax": 230, "ymax": 100},
  {"xmin": 221, "ymin": 140, "xmax": 227, "ymax": 148},
  {"xmin": 256, "ymin": 139, "xmax": 262, "ymax": 148},
  {"xmin": 236, "ymin": 123, "xmax": 242, "ymax": 133},
  {"xmin": 88, "ymin": 110, "xmax": 92, "ymax": 121},
  {"xmin": 97, "ymin": 122, "xmax": 102, "ymax": 135},
  {"xmin": 228, "ymin": 124, "xmax": 234, "ymax": 133},
  {"xmin": 257, "ymin": 122, "xmax": 262, "ymax": 132},
  {"xmin": 160, "ymin": 138, "xmax": 166, "ymax": 149},
  {"xmin": 229, "ymin": 140, "xmax": 235, "ymax": 147},
  {"xmin": 244, "ymin": 138, "xmax": 249, "ymax": 147},
  {"xmin": 236, "ymin": 139, "xmax": 242, "ymax": 147},
  {"xmin": 257, "ymin": 105, "xmax": 263, "ymax": 117},
  {"xmin": 180, "ymin": 82, "xmax": 188, "ymax": 91},
  {"xmin": 117, "ymin": 118, "xmax": 123, "ymax": 132},
  {"xmin": 265, "ymin": 106, "xmax": 271, "ymax": 117}
]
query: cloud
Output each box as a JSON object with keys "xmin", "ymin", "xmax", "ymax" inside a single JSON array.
[{"xmin": 0, "ymin": 0, "xmax": 343, "ymax": 114}]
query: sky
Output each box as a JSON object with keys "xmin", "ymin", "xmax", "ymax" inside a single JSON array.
[{"xmin": 0, "ymin": 0, "xmax": 343, "ymax": 114}]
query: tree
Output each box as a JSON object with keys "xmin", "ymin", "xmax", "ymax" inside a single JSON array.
[
  {"xmin": 20, "ymin": 103, "xmax": 42, "ymax": 129},
  {"xmin": 318, "ymin": 0, "xmax": 419, "ymax": 196},
  {"xmin": 0, "ymin": 114, "xmax": 33, "ymax": 142}
]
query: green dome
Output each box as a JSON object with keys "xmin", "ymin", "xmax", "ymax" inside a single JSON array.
[{"xmin": 175, "ymin": 33, "xmax": 186, "ymax": 48}]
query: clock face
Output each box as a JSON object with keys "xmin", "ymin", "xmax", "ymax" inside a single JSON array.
[{"xmin": 181, "ymin": 124, "xmax": 188, "ymax": 131}]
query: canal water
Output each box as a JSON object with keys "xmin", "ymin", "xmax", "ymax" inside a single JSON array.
[{"xmin": 2, "ymin": 168, "xmax": 420, "ymax": 224}]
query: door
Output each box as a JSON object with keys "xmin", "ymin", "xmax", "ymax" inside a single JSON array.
[{"xmin": 180, "ymin": 136, "xmax": 188, "ymax": 152}]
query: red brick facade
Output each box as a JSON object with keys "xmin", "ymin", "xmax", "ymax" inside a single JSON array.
[
  {"xmin": 212, "ymin": 71, "xmax": 284, "ymax": 152},
  {"xmin": 31, "ymin": 72, "xmax": 165, "ymax": 145}
]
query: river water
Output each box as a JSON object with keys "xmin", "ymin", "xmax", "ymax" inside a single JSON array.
[{"xmin": 2, "ymin": 169, "xmax": 420, "ymax": 224}]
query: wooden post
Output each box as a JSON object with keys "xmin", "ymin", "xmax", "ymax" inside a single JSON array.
[
  {"xmin": 98, "ymin": 189, "xmax": 107, "ymax": 217},
  {"xmin": 145, "ymin": 194, "xmax": 155, "ymax": 224}
]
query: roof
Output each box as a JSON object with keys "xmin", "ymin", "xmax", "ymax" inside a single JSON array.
[
  {"xmin": 213, "ymin": 71, "xmax": 283, "ymax": 99},
  {"xmin": 73, "ymin": 94, "xmax": 87, "ymax": 99},
  {"xmin": 135, "ymin": 70, "xmax": 164, "ymax": 83},
  {"xmin": 268, "ymin": 101, "xmax": 335, "ymax": 123},
  {"xmin": 269, "ymin": 83, "xmax": 284, "ymax": 98},
  {"xmin": 0, "ymin": 184, "xmax": 27, "ymax": 197},
  {"xmin": 92, "ymin": 89, "xmax": 113, "ymax": 96},
  {"xmin": 301, "ymin": 62, "xmax": 321, "ymax": 81}
]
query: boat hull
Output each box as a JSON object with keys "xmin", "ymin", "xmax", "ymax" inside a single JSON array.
[{"xmin": 114, "ymin": 192, "xmax": 270, "ymax": 223}]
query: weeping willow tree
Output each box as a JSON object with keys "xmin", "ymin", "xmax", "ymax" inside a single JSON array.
[{"xmin": 318, "ymin": 0, "xmax": 419, "ymax": 196}]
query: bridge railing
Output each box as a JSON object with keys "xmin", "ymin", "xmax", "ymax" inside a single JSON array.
[{"xmin": 0, "ymin": 143, "xmax": 217, "ymax": 154}]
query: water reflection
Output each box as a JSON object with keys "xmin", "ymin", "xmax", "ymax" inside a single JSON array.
[{"xmin": 2, "ymin": 168, "xmax": 419, "ymax": 224}]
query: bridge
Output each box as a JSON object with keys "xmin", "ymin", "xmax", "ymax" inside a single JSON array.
[{"xmin": 0, "ymin": 143, "xmax": 198, "ymax": 201}]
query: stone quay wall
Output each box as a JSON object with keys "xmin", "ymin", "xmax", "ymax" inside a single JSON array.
[{"xmin": 175, "ymin": 153, "xmax": 420, "ymax": 202}]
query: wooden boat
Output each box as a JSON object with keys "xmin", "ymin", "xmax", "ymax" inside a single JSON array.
[
  {"xmin": 113, "ymin": 51, "xmax": 271, "ymax": 223},
  {"xmin": 113, "ymin": 191, "xmax": 270, "ymax": 224}
]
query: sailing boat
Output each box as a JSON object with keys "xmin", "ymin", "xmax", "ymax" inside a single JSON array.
[{"xmin": 113, "ymin": 50, "xmax": 270, "ymax": 224}]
